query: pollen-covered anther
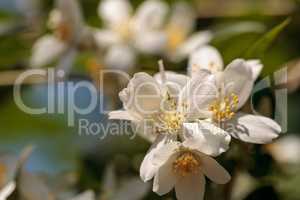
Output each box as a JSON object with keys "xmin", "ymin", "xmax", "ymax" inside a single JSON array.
[
  {"xmin": 209, "ymin": 93, "xmax": 239, "ymax": 122},
  {"xmin": 173, "ymin": 152, "xmax": 201, "ymax": 177},
  {"xmin": 156, "ymin": 111, "xmax": 184, "ymax": 134}
]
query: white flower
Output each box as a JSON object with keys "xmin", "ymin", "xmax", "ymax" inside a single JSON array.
[
  {"xmin": 187, "ymin": 46, "xmax": 281, "ymax": 144},
  {"xmin": 142, "ymin": 139, "xmax": 230, "ymax": 200},
  {"xmin": 266, "ymin": 135, "xmax": 300, "ymax": 164},
  {"xmin": 30, "ymin": 0, "xmax": 93, "ymax": 72},
  {"xmin": 95, "ymin": 0, "xmax": 168, "ymax": 69},
  {"xmin": 163, "ymin": 2, "xmax": 212, "ymax": 62}
]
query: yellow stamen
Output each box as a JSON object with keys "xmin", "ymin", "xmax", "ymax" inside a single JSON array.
[
  {"xmin": 173, "ymin": 151, "xmax": 201, "ymax": 177},
  {"xmin": 209, "ymin": 93, "xmax": 239, "ymax": 122},
  {"xmin": 166, "ymin": 25, "xmax": 186, "ymax": 51}
]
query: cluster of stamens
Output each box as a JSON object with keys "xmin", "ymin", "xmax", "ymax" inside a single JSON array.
[
  {"xmin": 155, "ymin": 93, "xmax": 186, "ymax": 135},
  {"xmin": 173, "ymin": 151, "xmax": 201, "ymax": 177},
  {"xmin": 166, "ymin": 25, "xmax": 186, "ymax": 51},
  {"xmin": 209, "ymin": 93, "xmax": 239, "ymax": 122},
  {"xmin": 114, "ymin": 21, "xmax": 132, "ymax": 41}
]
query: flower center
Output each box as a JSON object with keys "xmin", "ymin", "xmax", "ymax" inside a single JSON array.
[
  {"xmin": 173, "ymin": 152, "xmax": 201, "ymax": 177},
  {"xmin": 114, "ymin": 21, "xmax": 132, "ymax": 41},
  {"xmin": 55, "ymin": 23, "xmax": 72, "ymax": 41},
  {"xmin": 166, "ymin": 25, "xmax": 186, "ymax": 51},
  {"xmin": 209, "ymin": 93, "xmax": 239, "ymax": 122},
  {"xmin": 156, "ymin": 111, "xmax": 185, "ymax": 135}
]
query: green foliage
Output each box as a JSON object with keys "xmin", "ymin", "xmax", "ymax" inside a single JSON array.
[{"xmin": 244, "ymin": 18, "xmax": 291, "ymax": 59}]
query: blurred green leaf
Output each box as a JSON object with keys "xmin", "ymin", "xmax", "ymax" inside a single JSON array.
[{"xmin": 244, "ymin": 18, "xmax": 291, "ymax": 59}]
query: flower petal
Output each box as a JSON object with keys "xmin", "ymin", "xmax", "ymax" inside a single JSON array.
[
  {"xmin": 0, "ymin": 181, "xmax": 16, "ymax": 200},
  {"xmin": 175, "ymin": 31, "xmax": 213, "ymax": 61},
  {"xmin": 183, "ymin": 121, "xmax": 231, "ymax": 157},
  {"xmin": 140, "ymin": 135, "xmax": 176, "ymax": 182},
  {"xmin": 98, "ymin": 0, "xmax": 132, "ymax": 27},
  {"xmin": 108, "ymin": 110, "xmax": 139, "ymax": 121},
  {"xmin": 30, "ymin": 35, "xmax": 67, "ymax": 68},
  {"xmin": 175, "ymin": 173, "xmax": 205, "ymax": 200},
  {"xmin": 153, "ymin": 152, "xmax": 177, "ymax": 195},
  {"xmin": 119, "ymin": 72, "xmax": 163, "ymax": 116},
  {"xmin": 228, "ymin": 112, "xmax": 281, "ymax": 144},
  {"xmin": 134, "ymin": 31, "xmax": 167, "ymax": 54},
  {"xmin": 222, "ymin": 59, "xmax": 255, "ymax": 109},
  {"xmin": 94, "ymin": 29, "xmax": 122, "ymax": 48},
  {"xmin": 169, "ymin": 2, "xmax": 196, "ymax": 34},
  {"xmin": 198, "ymin": 153, "xmax": 231, "ymax": 184},
  {"xmin": 56, "ymin": 0, "xmax": 84, "ymax": 39},
  {"xmin": 179, "ymin": 70, "xmax": 217, "ymax": 119},
  {"xmin": 133, "ymin": 0, "xmax": 168, "ymax": 32},
  {"xmin": 154, "ymin": 71, "xmax": 189, "ymax": 97},
  {"xmin": 246, "ymin": 59, "xmax": 263, "ymax": 80},
  {"xmin": 188, "ymin": 45, "xmax": 224, "ymax": 75},
  {"xmin": 104, "ymin": 44, "xmax": 136, "ymax": 70}
]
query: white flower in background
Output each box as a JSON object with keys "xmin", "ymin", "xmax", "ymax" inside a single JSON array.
[
  {"xmin": 142, "ymin": 139, "xmax": 230, "ymax": 200},
  {"xmin": 163, "ymin": 2, "xmax": 212, "ymax": 62},
  {"xmin": 187, "ymin": 45, "xmax": 281, "ymax": 144},
  {"xmin": 266, "ymin": 135, "xmax": 300, "ymax": 164},
  {"xmin": 95, "ymin": 0, "xmax": 168, "ymax": 70},
  {"xmin": 109, "ymin": 62, "xmax": 231, "ymax": 181},
  {"xmin": 30, "ymin": 0, "xmax": 93, "ymax": 73}
]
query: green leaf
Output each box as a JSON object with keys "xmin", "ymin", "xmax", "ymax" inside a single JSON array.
[{"xmin": 244, "ymin": 18, "xmax": 291, "ymax": 59}]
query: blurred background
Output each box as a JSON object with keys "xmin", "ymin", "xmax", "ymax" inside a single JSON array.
[{"xmin": 0, "ymin": 0, "xmax": 300, "ymax": 199}]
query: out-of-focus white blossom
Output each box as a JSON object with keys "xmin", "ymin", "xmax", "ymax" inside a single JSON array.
[
  {"xmin": 95, "ymin": 0, "xmax": 168, "ymax": 70},
  {"xmin": 30, "ymin": 0, "xmax": 93, "ymax": 73},
  {"xmin": 188, "ymin": 46, "xmax": 281, "ymax": 144},
  {"xmin": 266, "ymin": 135, "xmax": 300, "ymax": 164},
  {"xmin": 163, "ymin": 2, "xmax": 212, "ymax": 62}
]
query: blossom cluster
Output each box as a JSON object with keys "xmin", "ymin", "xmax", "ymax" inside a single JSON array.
[
  {"xmin": 109, "ymin": 46, "xmax": 282, "ymax": 199},
  {"xmin": 30, "ymin": 0, "xmax": 212, "ymax": 71}
]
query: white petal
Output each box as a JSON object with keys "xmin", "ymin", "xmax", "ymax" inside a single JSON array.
[
  {"xmin": 94, "ymin": 29, "xmax": 121, "ymax": 48},
  {"xmin": 267, "ymin": 135, "xmax": 300, "ymax": 164},
  {"xmin": 104, "ymin": 45, "xmax": 136, "ymax": 70},
  {"xmin": 134, "ymin": 31, "xmax": 167, "ymax": 54},
  {"xmin": 228, "ymin": 112, "xmax": 281, "ymax": 144},
  {"xmin": 153, "ymin": 153, "xmax": 177, "ymax": 195},
  {"xmin": 169, "ymin": 2, "xmax": 196, "ymax": 34},
  {"xmin": 30, "ymin": 35, "xmax": 67, "ymax": 68},
  {"xmin": 133, "ymin": 0, "xmax": 168, "ymax": 32},
  {"xmin": 175, "ymin": 173, "xmax": 205, "ymax": 200},
  {"xmin": 183, "ymin": 122, "xmax": 231, "ymax": 157},
  {"xmin": 222, "ymin": 59, "xmax": 255, "ymax": 109},
  {"xmin": 198, "ymin": 153, "xmax": 231, "ymax": 184},
  {"xmin": 131, "ymin": 120, "xmax": 156, "ymax": 142},
  {"xmin": 119, "ymin": 72, "xmax": 163, "ymax": 116},
  {"xmin": 140, "ymin": 136, "xmax": 168, "ymax": 181},
  {"xmin": 175, "ymin": 31, "xmax": 213, "ymax": 61},
  {"xmin": 188, "ymin": 45, "xmax": 224, "ymax": 75},
  {"xmin": 140, "ymin": 137, "xmax": 177, "ymax": 182},
  {"xmin": 56, "ymin": 0, "xmax": 84, "ymax": 39},
  {"xmin": 246, "ymin": 59, "xmax": 263, "ymax": 80},
  {"xmin": 179, "ymin": 70, "xmax": 217, "ymax": 119},
  {"xmin": 0, "ymin": 181, "xmax": 16, "ymax": 200},
  {"xmin": 154, "ymin": 71, "xmax": 190, "ymax": 97},
  {"xmin": 108, "ymin": 110, "xmax": 139, "ymax": 121},
  {"xmin": 98, "ymin": 0, "xmax": 132, "ymax": 27}
]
